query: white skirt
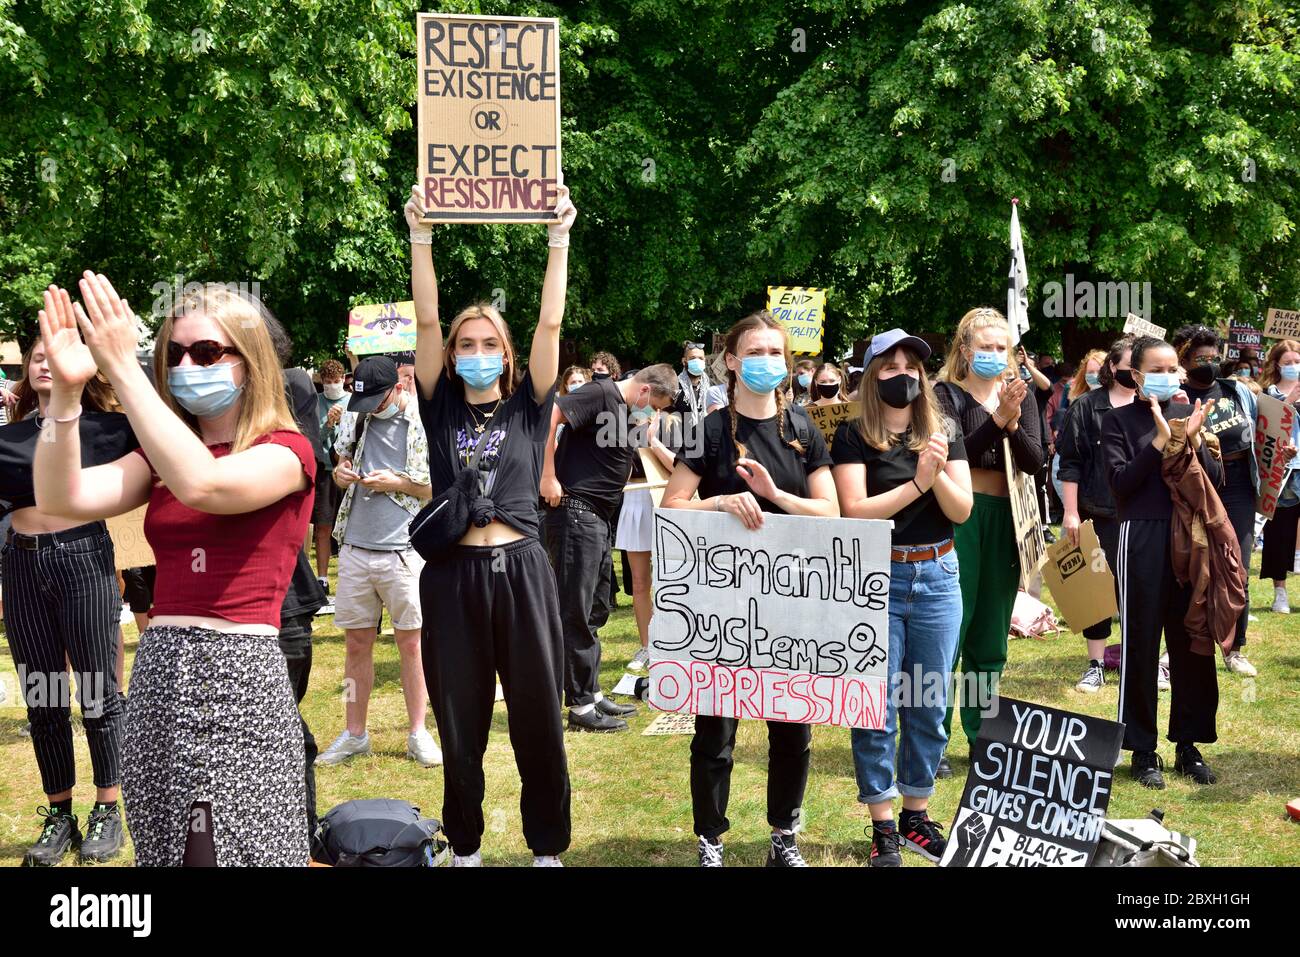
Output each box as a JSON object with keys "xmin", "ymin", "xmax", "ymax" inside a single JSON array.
[{"xmin": 616, "ymin": 488, "xmax": 655, "ymax": 553}]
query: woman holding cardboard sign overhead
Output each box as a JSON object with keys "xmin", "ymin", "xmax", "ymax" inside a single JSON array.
[
  {"xmin": 932, "ymin": 307, "xmax": 1043, "ymax": 764},
  {"xmin": 405, "ymin": 181, "xmax": 577, "ymax": 867},
  {"xmin": 831, "ymin": 329, "xmax": 972, "ymax": 868},
  {"xmin": 661, "ymin": 310, "xmax": 838, "ymax": 868}
]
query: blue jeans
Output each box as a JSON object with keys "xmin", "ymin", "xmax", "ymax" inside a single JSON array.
[{"xmin": 851, "ymin": 548, "xmax": 963, "ymax": 804}]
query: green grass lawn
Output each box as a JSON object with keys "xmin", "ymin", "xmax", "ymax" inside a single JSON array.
[{"xmin": 1, "ymin": 539, "xmax": 1297, "ymax": 867}]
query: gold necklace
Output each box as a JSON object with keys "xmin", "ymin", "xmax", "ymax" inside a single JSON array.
[{"xmin": 468, "ymin": 398, "xmax": 502, "ymax": 434}]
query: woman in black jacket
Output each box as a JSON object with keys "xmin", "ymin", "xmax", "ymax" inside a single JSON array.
[
  {"xmin": 1102, "ymin": 335, "xmax": 1220, "ymax": 789},
  {"xmin": 1057, "ymin": 336, "xmax": 1136, "ymax": 693}
]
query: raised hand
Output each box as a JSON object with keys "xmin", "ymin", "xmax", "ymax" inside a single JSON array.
[
  {"xmin": 736, "ymin": 456, "xmax": 780, "ymax": 503},
  {"xmin": 37, "ymin": 286, "xmax": 99, "ymax": 390},
  {"xmin": 997, "ymin": 377, "xmax": 1026, "ymax": 422},
  {"xmin": 1185, "ymin": 397, "xmax": 1206, "ymax": 440},
  {"xmin": 74, "ymin": 272, "xmax": 140, "ymax": 378},
  {"xmin": 547, "ymin": 183, "xmax": 577, "ymax": 246},
  {"xmin": 405, "ymin": 183, "xmax": 433, "ymax": 243},
  {"xmin": 1150, "ymin": 394, "xmax": 1172, "ymax": 448}
]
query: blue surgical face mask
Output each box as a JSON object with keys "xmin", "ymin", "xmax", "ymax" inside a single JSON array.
[
  {"xmin": 1085, "ymin": 372, "xmax": 1101, "ymax": 390},
  {"xmin": 456, "ymin": 353, "xmax": 504, "ymax": 390},
  {"xmin": 971, "ymin": 351, "xmax": 1008, "ymax": 379},
  {"xmin": 629, "ymin": 403, "xmax": 655, "ymax": 423},
  {"xmin": 168, "ymin": 361, "xmax": 243, "ymax": 418},
  {"xmin": 739, "ymin": 355, "xmax": 788, "ymax": 395},
  {"xmin": 1280, "ymin": 363, "xmax": 1300, "ymax": 381},
  {"xmin": 1140, "ymin": 372, "xmax": 1181, "ymax": 401},
  {"xmin": 686, "ymin": 358, "xmax": 705, "ymax": 376},
  {"xmin": 797, "ymin": 372, "xmax": 812, "ymax": 389}
]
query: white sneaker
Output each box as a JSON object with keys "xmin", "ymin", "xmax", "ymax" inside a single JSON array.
[
  {"xmin": 1157, "ymin": 664, "xmax": 1171, "ymax": 692},
  {"xmin": 119, "ymin": 604, "xmax": 133, "ymax": 625},
  {"xmin": 532, "ymin": 855, "xmax": 563, "ymax": 867},
  {"xmin": 407, "ymin": 728, "xmax": 443, "ymax": 767},
  {"xmin": 452, "ymin": 850, "xmax": 482, "ymax": 867},
  {"xmin": 316, "ymin": 576, "xmax": 330, "ymax": 593},
  {"xmin": 1224, "ymin": 650, "xmax": 1258, "ymax": 677},
  {"xmin": 1273, "ymin": 588, "xmax": 1291, "ymax": 614},
  {"xmin": 628, "ymin": 647, "xmax": 650, "ymax": 672},
  {"xmin": 315, "ymin": 729, "xmax": 371, "ymax": 765},
  {"xmin": 1075, "ymin": 662, "xmax": 1105, "ymax": 693}
]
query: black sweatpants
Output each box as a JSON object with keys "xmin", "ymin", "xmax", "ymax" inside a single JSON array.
[
  {"xmin": 543, "ymin": 502, "xmax": 612, "ymax": 708},
  {"xmin": 1081, "ymin": 513, "xmax": 1121, "ymax": 642},
  {"xmin": 1260, "ymin": 500, "xmax": 1299, "ymax": 580},
  {"xmin": 421, "ymin": 537, "xmax": 571, "ymax": 857},
  {"xmin": 1116, "ymin": 519, "xmax": 1219, "ymax": 753},
  {"xmin": 691, "ymin": 715, "xmax": 811, "ymax": 840},
  {"xmin": 278, "ymin": 613, "xmax": 317, "ymax": 839},
  {"xmin": 1221, "ymin": 460, "xmax": 1256, "ymax": 649},
  {"xmin": 2, "ymin": 522, "xmax": 124, "ymax": 795}
]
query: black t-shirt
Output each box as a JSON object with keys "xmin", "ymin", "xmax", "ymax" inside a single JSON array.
[
  {"xmin": 284, "ymin": 367, "xmax": 325, "ymax": 466},
  {"xmin": 0, "ymin": 411, "xmax": 138, "ymax": 516},
  {"xmin": 1184, "ymin": 380, "xmax": 1251, "ymax": 456},
  {"xmin": 831, "ymin": 419, "xmax": 968, "ymax": 546},
  {"xmin": 555, "ymin": 377, "xmax": 634, "ymax": 521},
  {"xmin": 678, "ymin": 407, "xmax": 832, "ymax": 511},
  {"xmin": 416, "ymin": 369, "xmax": 554, "ymax": 539}
]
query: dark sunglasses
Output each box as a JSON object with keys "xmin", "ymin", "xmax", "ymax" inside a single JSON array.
[
  {"xmin": 684, "ymin": 342, "xmax": 705, "ymax": 351},
  {"xmin": 167, "ymin": 340, "xmax": 241, "ymax": 368}
]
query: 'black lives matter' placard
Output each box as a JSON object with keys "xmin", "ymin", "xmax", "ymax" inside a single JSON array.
[
  {"xmin": 941, "ymin": 698, "xmax": 1124, "ymax": 867},
  {"xmin": 417, "ymin": 13, "xmax": 561, "ymax": 223}
]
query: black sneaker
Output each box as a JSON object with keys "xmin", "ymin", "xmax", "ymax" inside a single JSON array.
[
  {"xmin": 1131, "ymin": 750, "xmax": 1166, "ymax": 790},
  {"xmin": 567, "ymin": 708, "xmax": 628, "ymax": 733},
  {"xmin": 935, "ymin": 756, "xmax": 953, "ymax": 779},
  {"xmin": 595, "ymin": 697, "xmax": 637, "ymax": 718},
  {"xmin": 899, "ymin": 812, "xmax": 947, "ymax": 863},
  {"xmin": 80, "ymin": 803, "xmax": 125, "ymax": 863},
  {"xmin": 1174, "ymin": 744, "xmax": 1218, "ymax": 785},
  {"xmin": 22, "ymin": 807, "xmax": 81, "ymax": 867},
  {"xmin": 698, "ymin": 836, "xmax": 724, "ymax": 867},
  {"xmin": 766, "ymin": 833, "xmax": 808, "ymax": 868},
  {"xmin": 867, "ymin": 824, "xmax": 902, "ymax": 868}
]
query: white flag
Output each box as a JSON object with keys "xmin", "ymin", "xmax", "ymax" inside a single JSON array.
[{"xmin": 1007, "ymin": 201, "xmax": 1029, "ymax": 346}]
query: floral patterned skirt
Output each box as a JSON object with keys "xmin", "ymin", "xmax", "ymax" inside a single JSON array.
[{"xmin": 123, "ymin": 625, "xmax": 308, "ymax": 866}]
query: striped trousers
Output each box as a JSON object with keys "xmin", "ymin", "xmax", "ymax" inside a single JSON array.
[{"xmin": 2, "ymin": 522, "xmax": 124, "ymax": 795}]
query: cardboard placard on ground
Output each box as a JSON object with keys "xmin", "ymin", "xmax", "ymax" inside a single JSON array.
[
  {"xmin": 106, "ymin": 507, "xmax": 154, "ymax": 571},
  {"xmin": 1255, "ymin": 392, "xmax": 1298, "ymax": 519},
  {"xmin": 1004, "ymin": 437, "xmax": 1045, "ymax": 589},
  {"xmin": 347, "ymin": 301, "xmax": 418, "ymax": 356},
  {"xmin": 648, "ymin": 510, "xmax": 892, "ymax": 730},
  {"xmin": 1224, "ymin": 324, "xmax": 1263, "ymax": 363},
  {"xmin": 941, "ymin": 698, "xmax": 1124, "ymax": 867},
  {"xmin": 1040, "ymin": 521, "xmax": 1118, "ymax": 632},
  {"xmin": 416, "ymin": 13, "xmax": 561, "ymax": 224},
  {"xmin": 803, "ymin": 401, "xmax": 859, "ymax": 448},
  {"xmin": 1122, "ymin": 312, "xmax": 1166, "ymax": 340},
  {"xmin": 1265, "ymin": 308, "xmax": 1300, "ymax": 341},
  {"xmin": 767, "ymin": 286, "xmax": 825, "ymax": 355}
]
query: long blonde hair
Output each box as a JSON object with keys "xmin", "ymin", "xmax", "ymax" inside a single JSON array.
[
  {"xmin": 856, "ymin": 345, "xmax": 951, "ymax": 453},
  {"xmin": 723, "ymin": 310, "xmax": 804, "ymax": 459},
  {"xmin": 938, "ymin": 307, "xmax": 1015, "ymax": 383},
  {"xmin": 443, "ymin": 302, "xmax": 520, "ymax": 397},
  {"xmin": 1261, "ymin": 339, "xmax": 1300, "ymax": 390},
  {"xmin": 153, "ymin": 284, "xmax": 298, "ymax": 453},
  {"xmin": 1069, "ymin": 349, "xmax": 1107, "ymax": 401}
]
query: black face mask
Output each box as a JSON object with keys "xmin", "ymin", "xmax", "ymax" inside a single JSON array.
[
  {"xmin": 592, "ymin": 372, "xmax": 611, "ymax": 380},
  {"xmin": 877, "ymin": 374, "xmax": 921, "ymax": 409},
  {"xmin": 1113, "ymin": 369, "xmax": 1137, "ymax": 390},
  {"xmin": 815, "ymin": 382, "xmax": 841, "ymax": 400},
  {"xmin": 1187, "ymin": 361, "xmax": 1219, "ymax": 387}
]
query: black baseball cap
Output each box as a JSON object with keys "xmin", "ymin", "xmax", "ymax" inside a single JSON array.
[{"xmin": 347, "ymin": 355, "xmax": 399, "ymax": 415}]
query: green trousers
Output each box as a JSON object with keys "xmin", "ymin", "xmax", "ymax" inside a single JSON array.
[{"xmin": 944, "ymin": 492, "xmax": 1020, "ymax": 745}]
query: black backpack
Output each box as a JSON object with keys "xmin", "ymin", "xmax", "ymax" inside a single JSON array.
[{"xmin": 311, "ymin": 799, "xmax": 447, "ymax": 867}]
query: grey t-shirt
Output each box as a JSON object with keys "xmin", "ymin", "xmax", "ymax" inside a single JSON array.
[{"xmin": 343, "ymin": 412, "xmax": 414, "ymax": 550}]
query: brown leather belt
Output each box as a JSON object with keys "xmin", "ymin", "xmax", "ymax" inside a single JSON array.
[{"xmin": 890, "ymin": 538, "xmax": 955, "ymax": 563}]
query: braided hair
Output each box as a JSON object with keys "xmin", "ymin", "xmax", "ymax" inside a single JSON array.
[{"xmin": 722, "ymin": 310, "xmax": 805, "ymax": 461}]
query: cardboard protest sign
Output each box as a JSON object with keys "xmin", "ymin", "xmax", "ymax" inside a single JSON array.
[
  {"xmin": 107, "ymin": 507, "xmax": 154, "ymax": 571},
  {"xmin": 1004, "ymin": 437, "xmax": 1046, "ymax": 589},
  {"xmin": 1255, "ymin": 392, "xmax": 1297, "ymax": 519},
  {"xmin": 804, "ymin": 401, "xmax": 859, "ymax": 448},
  {"xmin": 767, "ymin": 286, "xmax": 825, "ymax": 355},
  {"xmin": 1040, "ymin": 521, "xmax": 1118, "ymax": 632},
  {"xmin": 416, "ymin": 13, "xmax": 561, "ymax": 224},
  {"xmin": 711, "ymin": 333, "xmax": 726, "ymax": 355},
  {"xmin": 625, "ymin": 447, "xmax": 674, "ymax": 508},
  {"xmin": 1265, "ymin": 307, "xmax": 1300, "ymax": 341},
  {"xmin": 1224, "ymin": 324, "xmax": 1263, "ymax": 364},
  {"xmin": 709, "ymin": 353, "xmax": 728, "ymax": 383},
  {"xmin": 347, "ymin": 301, "xmax": 417, "ymax": 356},
  {"xmin": 648, "ymin": 510, "xmax": 891, "ymax": 730},
  {"xmin": 642, "ymin": 711, "xmax": 696, "ymax": 736},
  {"xmin": 1122, "ymin": 312, "xmax": 1166, "ymax": 340},
  {"xmin": 941, "ymin": 698, "xmax": 1124, "ymax": 867}
]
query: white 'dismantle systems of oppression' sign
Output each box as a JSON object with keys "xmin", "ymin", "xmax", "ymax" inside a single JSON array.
[
  {"xmin": 647, "ymin": 510, "xmax": 892, "ymax": 730},
  {"xmin": 417, "ymin": 13, "xmax": 561, "ymax": 224}
]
